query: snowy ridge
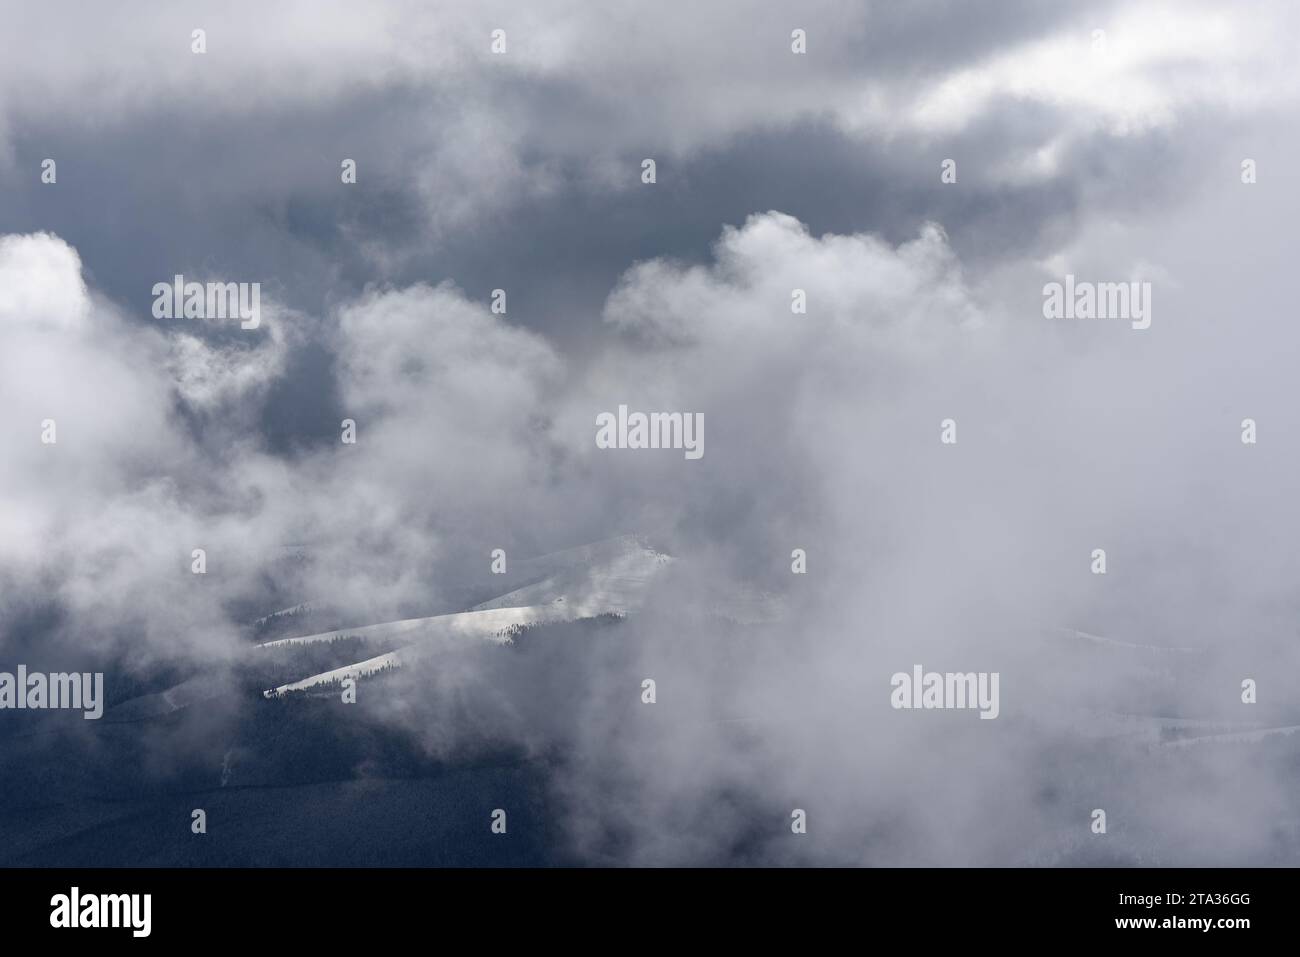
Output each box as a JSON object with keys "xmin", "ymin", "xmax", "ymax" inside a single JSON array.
[
  {"xmin": 263, "ymin": 650, "xmax": 404, "ymax": 699},
  {"xmin": 252, "ymin": 601, "xmax": 320, "ymax": 627},
  {"xmin": 472, "ymin": 540, "xmax": 671, "ymax": 615},
  {"xmin": 256, "ymin": 535, "xmax": 671, "ymax": 698},
  {"xmin": 258, "ymin": 602, "xmax": 573, "ymax": 650}
]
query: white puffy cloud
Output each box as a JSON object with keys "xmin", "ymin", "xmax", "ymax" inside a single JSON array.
[
  {"xmin": 0, "ymin": 231, "xmax": 575, "ymax": 665},
  {"xmin": 0, "ymin": 232, "xmax": 90, "ymax": 330},
  {"xmin": 166, "ymin": 313, "xmax": 297, "ymax": 413},
  {"xmin": 544, "ymin": 200, "xmax": 1300, "ymax": 864},
  {"xmin": 850, "ymin": 1, "xmax": 1300, "ymax": 140},
  {"xmin": 0, "ymin": 234, "xmax": 243, "ymax": 660},
  {"xmin": 603, "ymin": 212, "xmax": 982, "ymax": 348}
]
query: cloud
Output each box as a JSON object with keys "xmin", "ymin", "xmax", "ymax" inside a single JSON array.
[
  {"xmin": 4, "ymin": 0, "xmax": 1300, "ymax": 865},
  {"xmin": 5, "ymin": 178, "xmax": 1300, "ymax": 862},
  {"xmin": 0, "ymin": 224, "xmax": 580, "ymax": 665},
  {"xmin": 852, "ymin": 1, "xmax": 1300, "ymax": 140},
  {"xmin": 603, "ymin": 212, "xmax": 982, "ymax": 347},
  {"xmin": 547, "ymin": 205, "xmax": 1300, "ymax": 865},
  {"xmin": 0, "ymin": 232, "xmax": 90, "ymax": 330},
  {"xmin": 0, "ymin": 234, "xmax": 243, "ymax": 661},
  {"xmin": 12, "ymin": 0, "xmax": 1291, "ymax": 241}
]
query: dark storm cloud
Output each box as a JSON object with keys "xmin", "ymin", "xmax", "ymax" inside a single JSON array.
[{"xmin": 0, "ymin": 0, "xmax": 1132, "ymax": 346}]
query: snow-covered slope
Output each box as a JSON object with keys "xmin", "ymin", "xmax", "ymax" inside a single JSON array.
[
  {"xmin": 471, "ymin": 537, "xmax": 671, "ymax": 616},
  {"xmin": 263, "ymin": 650, "xmax": 404, "ymax": 699},
  {"xmin": 258, "ymin": 602, "xmax": 572, "ymax": 650},
  {"xmin": 103, "ymin": 535, "xmax": 676, "ymax": 714},
  {"xmin": 256, "ymin": 535, "xmax": 671, "ymax": 697}
]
